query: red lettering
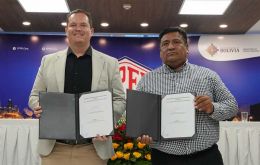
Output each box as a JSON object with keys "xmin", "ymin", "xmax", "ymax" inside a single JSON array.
[
  {"xmin": 128, "ymin": 67, "xmax": 139, "ymax": 90},
  {"xmin": 119, "ymin": 66, "xmax": 126, "ymax": 83}
]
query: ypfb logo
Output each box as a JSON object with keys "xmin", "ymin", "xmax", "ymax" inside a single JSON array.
[{"xmin": 119, "ymin": 57, "xmax": 151, "ymax": 90}]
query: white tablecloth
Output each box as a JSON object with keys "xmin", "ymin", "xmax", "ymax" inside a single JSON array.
[
  {"xmin": 0, "ymin": 120, "xmax": 260, "ymax": 165},
  {"xmin": 0, "ymin": 119, "xmax": 40, "ymax": 165},
  {"xmin": 218, "ymin": 121, "xmax": 260, "ymax": 165}
]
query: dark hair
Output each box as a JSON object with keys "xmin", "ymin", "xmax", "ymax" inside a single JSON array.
[
  {"xmin": 159, "ymin": 27, "xmax": 188, "ymax": 46},
  {"xmin": 66, "ymin": 9, "xmax": 93, "ymax": 28}
]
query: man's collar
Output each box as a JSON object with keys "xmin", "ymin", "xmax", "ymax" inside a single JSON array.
[
  {"xmin": 67, "ymin": 46, "xmax": 92, "ymax": 57},
  {"xmin": 164, "ymin": 60, "xmax": 189, "ymax": 73}
]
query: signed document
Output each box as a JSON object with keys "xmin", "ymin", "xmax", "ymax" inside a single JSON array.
[
  {"xmin": 39, "ymin": 90, "xmax": 114, "ymax": 140},
  {"xmin": 161, "ymin": 93, "xmax": 195, "ymax": 138},
  {"xmin": 79, "ymin": 91, "xmax": 114, "ymax": 138},
  {"xmin": 126, "ymin": 90, "xmax": 196, "ymax": 141}
]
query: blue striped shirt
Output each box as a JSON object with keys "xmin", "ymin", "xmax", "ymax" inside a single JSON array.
[{"xmin": 136, "ymin": 62, "xmax": 238, "ymax": 155}]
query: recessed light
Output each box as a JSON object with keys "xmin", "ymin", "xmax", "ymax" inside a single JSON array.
[
  {"xmin": 140, "ymin": 23, "xmax": 149, "ymax": 27},
  {"xmin": 22, "ymin": 21, "xmax": 31, "ymax": 26},
  {"xmin": 123, "ymin": 4, "xmax": 132, "ymax": 10},
  {"xmin": 61, "ymin": 22, "xmax": 67, "ymax": 27},
  {"xmin": 219, "ymin": 24, "xmax": 228, "ymax": 28},
  {"xmin": 180, "ymin": 23, "xmax": 188, "ymax": 28},
  {"xmin": 101, "ymin": 22, "xmax": 109, "ymax": 27}
]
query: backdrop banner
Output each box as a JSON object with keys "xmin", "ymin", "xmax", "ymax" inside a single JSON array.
[{"xmin": 0, "ymin": 34, "xmax": 260, "ymax": 112}]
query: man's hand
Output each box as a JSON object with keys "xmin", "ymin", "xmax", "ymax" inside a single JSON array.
[
  {"xmin": 137, "ymin": 135, "xmax": 153, "ymax": 145},
  {"xmin": 194, "ymin": 95, "xmax": 214, "ymax": 114},
  {"xmin": 92, "ymin": 134, "xmax": 108, "ymax": 142},
  {"xmin": 33, "ymin": 106, "xmax": 42, "ymax": 118}
]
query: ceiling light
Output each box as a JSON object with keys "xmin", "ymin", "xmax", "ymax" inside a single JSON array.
[
  {"xmin": 180, "ymin": 23, "xmax": 188, "ymax": 28},
  {"xmin": 61, "ymin": 22, "xmax": 67, "ymax": 27},
  {"xmin": 123, "ymin": 4, "xmax": 132, "ymax": 10},
  {"xmin": 22, "ymin": 21, "xmax": 31, "ymax": 26},
  {"xmin": 18, "ymin": 0, "xmax": 69, "ymax": 13},
  {"xmin": 179, "ymin": 0, "xmax": 233, "ymax": 15},
  {"xmin": 101, "ymin": 22, "xmax": 109, "ymax": 27},
  {"xmin": 140, "ymin": 23, "xmax": 149, "ymax": 27},
  {"xmin": 219, "ymin": 24, "xmax": 228, "ymax": 28}
]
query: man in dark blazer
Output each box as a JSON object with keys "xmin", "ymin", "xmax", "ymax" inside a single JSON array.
[{"xmin": 29, "ymin": 9, "xmax": 125, "ymax": 165}]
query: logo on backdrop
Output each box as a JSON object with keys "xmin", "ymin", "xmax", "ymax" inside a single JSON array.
[
  {"xmin": 198, "ymin": 35, "xmax": 260, "ymax": 61},
  {"xmin": 206, "ymin": 44, "xmax": 219, "ymax": 56},
  {"xmin": 206, "ymin": 43, "xmax": 239, "ymax": 56},
  {"xmin": 119, "ymin": 57, "xmax": 151, "ymax": 90},
  {"xmin": 41, "ymin": 47, "xmax": 59, "ymax": 52},
  {"xmin": 12, "ymin": 46, "xmax": 29, "ymax": 51}
]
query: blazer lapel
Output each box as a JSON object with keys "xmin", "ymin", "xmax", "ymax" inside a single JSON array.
[
  {"xmin": 91, "ymin": 49, "xmax": 105, "ymax": 91},
  {"xmin": 54, "ymin": 49, "xmax": 67, "ymax": 92}
]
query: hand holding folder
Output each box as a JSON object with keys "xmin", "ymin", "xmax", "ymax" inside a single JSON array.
[
  {"xmin": 39, "ymin": 90, "xmax": 114, "ymax": 140},
  {"xmin": 126, "ymin": 90, "xmax": 196, "ymax": 141}
]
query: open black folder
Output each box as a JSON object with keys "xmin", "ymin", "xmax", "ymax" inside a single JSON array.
[
  {"xmin": 126, "ymin": 90, "xmax": 196, "ymax": 141},
  {"xmin": 39, "ymin": 90, "xmax": 114, "ymax": 140}
]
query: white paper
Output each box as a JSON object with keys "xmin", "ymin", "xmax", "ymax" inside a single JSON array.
[
  {"xmin": 79, "ymin": 91, "xmax": 113, "ymax": 138},
  {"xmin": 161, "ymin": 93, "xmax": 195, "ymax": 138}
]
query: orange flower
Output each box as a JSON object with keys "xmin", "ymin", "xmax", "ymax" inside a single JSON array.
[
  {"xmin": 110, "ymin": 117, "xmax": 152, "ymax": 163},
  {"xmin": 124, "ymin": 142, "xmax": 133, "ymax": 150},
  {"xmin": 145, "ymin": 153, "xmax": 151, "ymax": 160},
  {"xmin": 116, "ymin": 151, "xmax": 124, "ymax": 158},
  {"xmin": 123, "ymin": 153, "xmax": 130, "ymax": 160},
  {"xmin": 111, "ymin": 154, "xmax": 117, "ymax": 160},
  {"xmin": 133, "ymin": 152, "xmax": 142, "ymax": 159},
  {"xmin": 137, "ymin": 142, "xmax": 146, "ymax": 149},
  {"xmin": 113, "ymin": 143, "xmax": 119, "ymax": 149}
]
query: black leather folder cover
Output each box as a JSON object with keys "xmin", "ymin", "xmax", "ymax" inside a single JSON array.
[
  {"xmin": 39, "ymin": 91, "xmax": 114, "ymax": 140},
  {"xmin": 126, "ymin": 89, "xmax": 161, "ymax": 141},
  {"xmin": 39, "ymin": 92, "xmax": 79, "ymax": 140},
  {"xmin": 126, "ymin": 90, "xmax": 196, "ymax": 141}
]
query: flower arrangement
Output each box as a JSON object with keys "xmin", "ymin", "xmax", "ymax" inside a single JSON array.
[{"xmin": 107, "ymin": 118, "xmax": 152, "ymax": 165}]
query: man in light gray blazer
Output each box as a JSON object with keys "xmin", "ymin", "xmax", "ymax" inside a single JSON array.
[{"xmin": 29, "ymin": 9, "xmax": 125, "ymax": 165}]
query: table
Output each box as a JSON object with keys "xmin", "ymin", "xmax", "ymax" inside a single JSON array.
[
  {"xmin": 218, "ymin": 121, "xmax": 260, "ymax": 165},
  {"xmin": 0, "ymin": 120, "xmax": 260, "ymax": 165},
  {"xmin": 0, "ymin": 119, "xmax": 40, "ymax": 165}
]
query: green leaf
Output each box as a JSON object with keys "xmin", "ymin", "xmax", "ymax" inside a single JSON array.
[{"xmin": 135, "ymin": 160, "xmax": 152, "ymax": 165}]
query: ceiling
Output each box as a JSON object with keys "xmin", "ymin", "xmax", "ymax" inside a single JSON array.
[{"xmin": 0, "ymin": 0, "xmax": 260, "ymax": 35}]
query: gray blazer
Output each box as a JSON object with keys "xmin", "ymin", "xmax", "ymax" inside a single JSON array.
[{"xmin": 29, "ymin": 48, "xmax": 125, "ymax": 160}]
